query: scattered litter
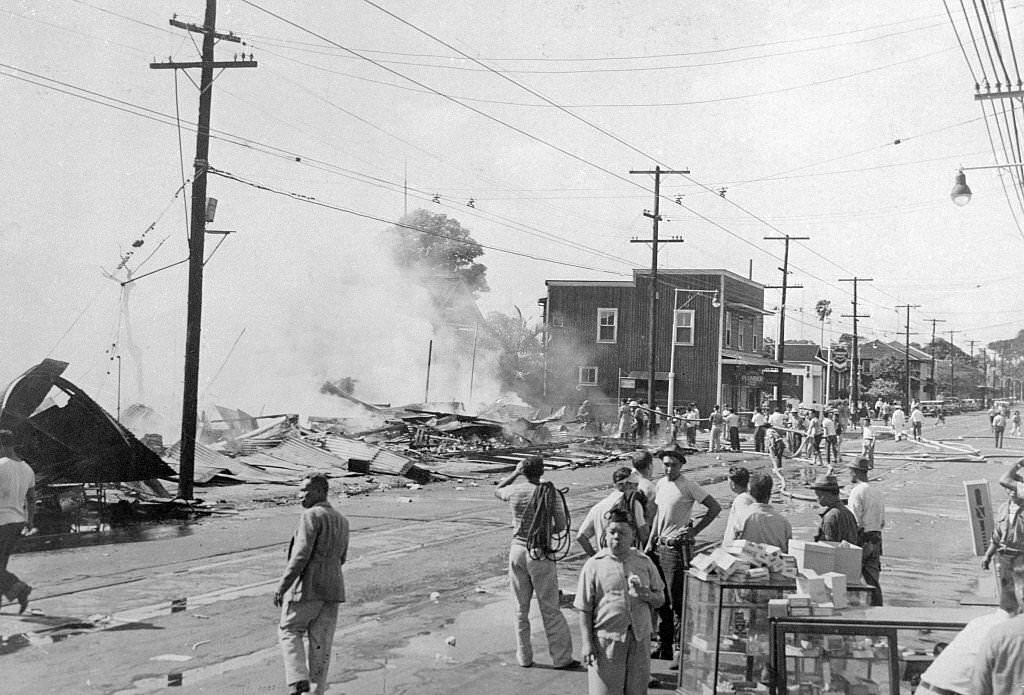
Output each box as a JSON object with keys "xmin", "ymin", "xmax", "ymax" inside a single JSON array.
[
  {"xmin": 150, "ymin": 654, "xmax": 193, "ymax": 662},
  {"xmin": 397, "ymin": 497, "xmax": 414, "ymax": 503},
  {"xmin": 474, "ymin": 586, "xmax": 488, "ymax": 594},
  {"xmin": 445, "ymin": 636, "xmax": 456, "ymax": 647},
  {"xmin": 86, "ymin": 614, "xmax": 112, "ymax": 625},
  {"xmin": 434, "ymin": 652, "xmax": 457, "ymax": 664},
  {"xmin": 406, "ymin": 483, "xmax": 423, "ymax": 490},
  {"xmin": 191, "ymin": 640, "xmax": 210, "ymax": 651},
  {"xmin": 469, "ymin": 482, "xmax": 479, "ymax": 487},
  {"xmin": 29, "ymin": 608, "xmax": 44, "ymax": 616},
  {"xmin": 429, "ymin": 591, "xmax": 441, "ymax": 602},
  {"xmin": 455, "ymin": 487, "xmax": 465, "ymax": 491},
  {"xmin": 191, "ymin": 613, "xmax": 210, "ymax": 620}
]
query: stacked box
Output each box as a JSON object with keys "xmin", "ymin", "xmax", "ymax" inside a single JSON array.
[
  {"xmin": 812, "ymin": 602, "xmax": 835, "ymax": 616},
  {"xmin": 796, "ymin": 571, "xmax": 830, "ymax": 603},
  {"xmin": 821, "ymin": 572, "xmax": 848, "ymax": 608},
  {"xmin": 789, "ymin": 540, "xmax": 836, "ymax": 574},
  {"xmin": 778, "ymin": 554, "xmax": 799, "ymax": 578},
  {"xmin": 746, "ymin": 566, "xmax": 769, "ymax": 581},
  {"xmin": 820, "ymin": 541, "xmax": 863, "ymax": 583},
  {"xmin": 768, "ymin": 598, "xmax": 790, "ymax": 618}
]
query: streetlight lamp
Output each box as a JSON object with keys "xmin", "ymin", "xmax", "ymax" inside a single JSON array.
[
  {"xmin": 667, "ymin": 288, "xmax": 721, "ymax": 415},
  {"xmin": 950, "ymin": 163, "xmax": 1024, "ymax": 206}
]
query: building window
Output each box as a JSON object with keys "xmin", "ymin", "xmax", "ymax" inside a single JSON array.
[
  {"xmin": 673, "ymin": 309, "xmax": 695, "ymax": 345},
  {"xmin": 578, "ymin": 366, "xmax": 598, "ymax": 385},
  {"xmin": 597, "ymin": 308, "xmax": 618, "ymax": 343},
  {"xmin": 753, "ymin": 325, "xmax": 761, "ymax": 351},
  {"xmin": 725, "ymin": 311, "xmax": 733, "ymax": 347},
  {"xmin": 738, "ymin": 320, "xmax": 746, "ymax": 351},
  {"xmin": 549, "ymin": 310, "xmax": 564, "ymax": 327}
]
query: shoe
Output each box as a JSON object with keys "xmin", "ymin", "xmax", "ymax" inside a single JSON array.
[
  {"xmin": 13, "ymin": 584, "xmax": 30, "ymax": 615},
  {"xmin": 288, "ymin": 680, "xmax": 310, "ymax": 695},
  {"xmin": 554, "ymin": 659, "xmax": 581, "ymax": 670},
  {"xmin": 650, "ymin": 648, "xmax": 673, "ymax": 660},
  {"xmin": 519, "ymin": 662, "xmax": 534, "ymax": 668}
]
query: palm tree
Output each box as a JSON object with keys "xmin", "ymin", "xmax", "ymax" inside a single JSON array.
[{"xmin": 815, "ymin": 299, "xmax": 833, "ymax": 346}]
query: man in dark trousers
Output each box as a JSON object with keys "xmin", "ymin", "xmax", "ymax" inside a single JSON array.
[
  {"xmin": 810, "ymin": 474, "xmax": 859, "ymax": 545},
  {"xmin": 847, "ymin": 457, "xmax": 885, "ymax": 605},
  {"xmin": 0, "ymin": 429, "xmax": 34, "ymax": 614},
  {"xmin": 646, "ymin": 444, "xmax": 721, "ymax": 662},
  {"xmin": 274, "ymin": 473, "xmax": 349, "ymax": 695}
]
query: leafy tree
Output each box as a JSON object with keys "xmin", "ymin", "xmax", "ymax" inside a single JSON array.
[
  {"xmin": 814, "ymin": 299, "xmax": 832, "ymax": 346},
  {"xmin": 865, "ymin": 378, "xmax": 901, "ymax": 403},
  {"xmin": 388, "ymin": 209, "xmax": 489, "ymax": 295},
  {"xmin": 480, "ymin": 308, "xmax": 545, "ymax": 403}
]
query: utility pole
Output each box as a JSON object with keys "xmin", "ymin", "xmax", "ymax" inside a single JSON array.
[
  {"xmin": 764, "ymin": 235, "xmax": 808, "ymax": 411},
  {"xmin": 968, "ymin": 339, "xmax": 982, "ymax": 406},
  {"xmin": 948, "ymin": 330, "xmax": 961, "ymax": 398},
  {"xmin": 629, "ymin": 166, "xmax": 688, "ymax": 409},
  {"xmin": 839, "ymin": 277, "xmax": 872, "ymax": 417},
  {"xmin": 896, "ymin": 304, "xmax": 920, "ymax": 408},
  {"xmin": 152, "ymin": 2, "xmax": 256, "ymax": 500},
  {"xmin": 926, "ymin": 318, "xmax": 946, "ymax": 399}
]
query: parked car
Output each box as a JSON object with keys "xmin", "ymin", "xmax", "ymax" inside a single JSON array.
[{"xmin": 942, "ymin": 398, "xmax": 963, "ymax": 415}]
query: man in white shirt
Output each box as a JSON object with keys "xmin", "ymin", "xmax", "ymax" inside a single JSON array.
[
  {"xmin": 721, "ymin": 466, "xmax": 755, "ymax": 543},
  {"xmin": 890, "ymin": 404, "xmax": 906, "ymax": 441},
  {"xmin": 646, "ymin": 445, "xmax": 720, "ymax": 660},
  {"xmin": 737, "ymin": 473, "xmax": 792, "ymax": 552},
  {"xmin": 822, "ymin": 411, "xmax": 839, "ymax": 467},
  {"xmin": 751, "ymin": 408, "xmax": 767, "ymax": 452},
  {"xmin": 768, "ymin": 406, "xmax": 786, "ymax": 430},
  {"xmin": 860, "ymin": 418, "xmax": 876, "ymax": 469},
  {"xmin": 577, "ymin": 467, "xmax": 648, "ymax": 556},
  {"xmin": 0, "ymin": 430, "xmax": 35, "ymax": 614},
  {"xmin": 630, "ymin": 450, "xmax": 658, "ymax": 529},
  {"xmin": 910, "ymin": 405, "xmax": 925, "ymax": 441},
  {"xmin": 847, "ymin": 456, "xmax": 884, "ymax": 605}
]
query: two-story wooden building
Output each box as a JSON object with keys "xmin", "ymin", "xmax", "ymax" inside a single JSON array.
[{"xmin": 543, "ymin": 268, "xmax": 776, "ymax": 421}]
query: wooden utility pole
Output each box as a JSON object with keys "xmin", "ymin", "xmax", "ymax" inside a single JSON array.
[
  {"xmin": 839, "ymin": 277, "xmax": 872, "ymax": 416},
  {"xmin": 629, "ymin": 166, "xmax": 688, "ymax": 409},
  {"xmin": 152, "ymin": 2, "xmax": 256, "ymax": 500},
  {"xmin": 948, "ymin": 329, "xmax": 961, "ymax": 398},
  {"xmin": 926, "ymin": 318, "xmax": 946, "ymax": 400},
  {"xmin": 896, "ymin": 304, "xmax": 920, "ymax": 408},
  {"xmin": 764, "ymin": 235, "xmax": 808, "ymax": 410}
]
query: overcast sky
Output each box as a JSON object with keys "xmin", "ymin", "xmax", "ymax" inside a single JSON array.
[{"xmin": 2, "ymin": 1, "xmax": 1019, "ymax": 418}]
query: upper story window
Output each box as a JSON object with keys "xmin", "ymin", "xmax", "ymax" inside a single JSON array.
[
  {"xmin": 597, "ymin": 308, "xmax": 618, "ymax": 343},
  {"xmin": 738, "ymin": 319, "xmax": 746, "ymax": 351},
  {"xmin": 725, "ymin": 311, "xmax": 733, "ymax": 347},
  {"xmin": 673, "ymin": 309, "xmax": 695, "ymax": 345},
  {"xmin": 753, "ymin": 324, "xmax": 761, "ymax": 352}
]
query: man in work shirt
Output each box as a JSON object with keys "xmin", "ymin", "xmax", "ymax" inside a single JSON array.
[
  {"xmin": 646, "ymin": 445, "xmax": 721, "ymax": 661},
  {"xmin": 751, "ymin": 407, "xmax": 767, "ymax": 452},
  {"xmin": 910, "ymin": 405, "xmax": 925, "ymax": 441},
  {"xmin": 0, "ymin": 430, "xmax": 34, "ymax": 614},
  {"xmin": 494, "ymin": 455, "xmax": 577, "ymax": 669},
  {"xmin": 736, "ymin": 473, "xmax": 793, "ymax": 552},
  {"xmin": 721, "ymin": 466, "xmax": 755, "ymax": 544},
  {"xmin": 810, "ymin": 474, "xmax": 859, "ymax": 545},
  {"xmin": 707, "ymin": 406, "xmax": 724, "ymax": 453},
  {"xmin": 822, "ymin": 410, "xmax": 840, "ymax": 468},
  {"xmin": 982, "ymin": 485, "xmax": 1024, "ymax": 615},
  {"xmin": 577, "ymin": 467, "xmax": 648, "ymax": 555},
  {"xmin": 860, "ymin": 417, "xmax": 876, "ymax": 469},
  {"xmin": 847, "ymin": 457, "xmax": 885, "ymax": 605}
]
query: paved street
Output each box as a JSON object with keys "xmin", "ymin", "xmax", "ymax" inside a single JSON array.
[{"xmin": 1, "ymin": 410, "xmax": 1016, "ymax": 694}]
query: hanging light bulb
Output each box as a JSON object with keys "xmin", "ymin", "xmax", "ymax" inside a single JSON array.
[{"xmin": 950, "ymin": 170, "xmax": 972, "ymax": 206}]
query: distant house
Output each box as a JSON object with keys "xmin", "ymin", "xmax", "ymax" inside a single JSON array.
[
  {"xmin": 856, "ymin": 339, "xmax": 929, "ymax": 402},
  {"xmin": 542, "ymin": 268, "xmax": 776, "ymax": 420},
  {"xmin": 781, "ymin": 342, "xmax": 829, "ymax": 405}
]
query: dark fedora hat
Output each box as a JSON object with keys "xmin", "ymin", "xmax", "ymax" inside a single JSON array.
[{"xmin": 808, "ymin": 474, "xmax": 840, "ymax": 492}]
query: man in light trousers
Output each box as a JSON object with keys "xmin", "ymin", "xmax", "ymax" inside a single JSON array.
[{"xmin": 274, "ymin": 474, "xmax": 349, "ymax": 695}]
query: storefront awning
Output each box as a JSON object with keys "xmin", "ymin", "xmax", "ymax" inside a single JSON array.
[
  {"xmin": 725, "ymin": 302, "xmax": 774, "ymax": 316},
  {"xmin": 721, "ymin": 349, "xmax": 780, "ymax": 368}
]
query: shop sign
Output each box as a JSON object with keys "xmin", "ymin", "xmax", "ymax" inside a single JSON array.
[
  {"xmin": 964, "ymin": 479, "xmax": 994, "ymax": 556},
  {"xmin": 619, "ymin": 378, "xmax": 636, "ymax": 389}
]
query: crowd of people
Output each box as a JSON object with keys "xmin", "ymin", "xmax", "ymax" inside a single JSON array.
[{"xmin": 492, "ymin": 442, "xmax": 886, "ymax": 695}]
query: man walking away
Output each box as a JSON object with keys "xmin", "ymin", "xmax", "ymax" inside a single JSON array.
[
  {"xmin": 994, "ymin": 411, "xmax": 1006, "ymax": 449},
  {"xmin": 0, "ymin": 430, "xmax": 34, "ymax": 615},
  {"xmin": 275, "ymin": 474, "xmax": 349, "ymax": 695},
  {"xmin": 767, "ymin": 425, "xmax": 786, "ymax": 470},
  {"xmin": 810, "ymin": 474, "xmax": 859, "ymax": 545},
  {"xmin": 822, "ymin": 411, "xmax": 840, "ymax": 468},
  {"xmin": 495, "ymin": 456, "xmax": 578, "ymax": 669},
  {"xmin": 685, "ymin": 405, "xmax": 699, "ymax": 448},
  {"xmin": 646, "ymin": 445, "xmax": 721, "ymax": 661},
  {"xmin": 577, "ymin": 508, "xmax": 665, "ymax": 695},
  {"xmin": 910, "ymin": 405, "xmax": 925, "ymax": 441},
  {"xmin": 890, "ymin": 404, "xmax": 906, "ymax": 441},
  {"xmin": 847, "ymin": 457, "xmax": 885, "ymax": 606}
]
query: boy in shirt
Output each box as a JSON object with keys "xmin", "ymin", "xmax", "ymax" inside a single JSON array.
[{"xmin": 577, "ymin": 508, "xmax": 665, "ymax": 695}]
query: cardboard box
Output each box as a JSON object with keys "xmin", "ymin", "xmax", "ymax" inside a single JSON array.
[
  {"xmin": 789, "ymin": 540, "xmax": 836, "ymax": 574},
  {"xmin": 691, "ymin": 553, "xmax": 717, "ymax": 573},
  {"xmin": 820, "ymin": 541, "xmax": 863, "ymax": 583},
  {"xmin": 822, "ymin": 571, "xmax": 848, "ymax": 608},
  {"xmin": 796, "ymin": 571, "xmax": 830, "ymax": 603},
  {"xmin": 768, "ymin": 598, "xmax": 790, "ymax": 617},
  {"xmin": 746, "ymin": 567, "xmax": 770, "ymax": 581}
]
